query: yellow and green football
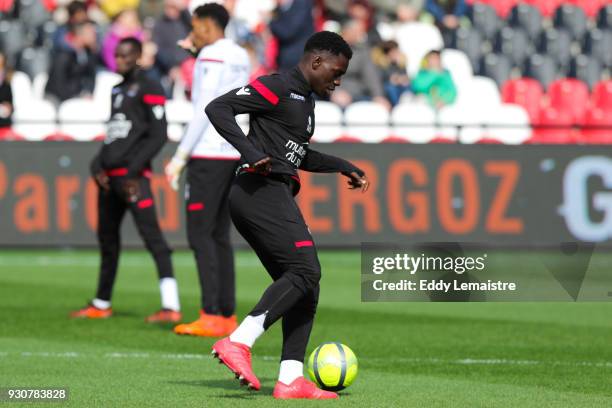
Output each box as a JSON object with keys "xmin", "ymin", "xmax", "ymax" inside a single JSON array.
[{"xmin": 307, "ymin": 342, "xmax": 358, "ymax": 391}]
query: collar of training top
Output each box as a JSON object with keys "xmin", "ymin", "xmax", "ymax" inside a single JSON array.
[{"xmin": 287, "ymin": 66, "xmax": 312, "ymax": 96}]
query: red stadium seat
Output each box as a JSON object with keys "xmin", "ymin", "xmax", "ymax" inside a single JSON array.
[
  {"xmin": 530, "ymin": 106, "xmax": 577, "ymax": 143},
  {"xmin": 527, "ymin": 0, "xmax": 564, "ymax": 17},
  {"xmin": 578, "ymin": 107, "xmax": 612, "ymax": 143},
  {"xmin": 591, "ymin": 80, "xmax": 612, "ymax": 111},
  {"xmin": 43, "ymin": 133, "xmax": 75, "ymax": 141},
  {"xmin": 547, "ymin": 79, "xmax": 590, "ymax": 125},
  {"xmin": 501, "ymin": 78, "xmax": 544, "ymax": 123},
  {"xmin": 569, "ymin": 0, "xmax": 607, "ymax": 18},
  {"xmin": 0, "ymin": 128, "xmax": 26, "ymax": 141}
]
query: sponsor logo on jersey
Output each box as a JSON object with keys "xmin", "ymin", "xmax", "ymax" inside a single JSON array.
[
  {"xmin": 285, "ymin": 139, "xmax": 308, "ymax": 167},
  {"xmin": 105, "ymin": 113, "xmax": 133, "ymax": 144},
  {"xmin": 290, "ymin": 92, "xmax": 305, "ymax": 102},
  {"xmin": 236, "ymin": 86, "xmax": 251, "ymax": 96}
]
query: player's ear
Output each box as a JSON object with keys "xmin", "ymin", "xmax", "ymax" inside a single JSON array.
[{"xmin": 311, "ymin": 55, "xmax": 322, "ymax": 71}]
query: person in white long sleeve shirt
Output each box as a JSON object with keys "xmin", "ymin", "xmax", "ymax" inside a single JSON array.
[{"xmin": 165, "ymin": 3, "xmax": 250, "ymax": 337}]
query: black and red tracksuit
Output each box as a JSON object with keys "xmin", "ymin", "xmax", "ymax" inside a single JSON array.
[
  {"xmin": 90, "ymin": 69, "xmax": 174, "ymax": 302},
  {"xmin": 206, "ymin": 66, "xmax": 364, "ymax": 361}
]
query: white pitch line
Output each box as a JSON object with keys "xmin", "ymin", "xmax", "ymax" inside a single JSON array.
[
  {"xmin": 3, "ymin": 351, "xmax": 611, "ymax": 368},
  {"xmin": 0, "ymin": 256, "xmax": 263, "ymax": 268}
]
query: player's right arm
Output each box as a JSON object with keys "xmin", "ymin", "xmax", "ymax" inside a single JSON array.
[
  {"xmin": 166, "ymin": 59, "xmax": 226, "ymax": 189},
  {"xmin": 205, "ymin": 76, "xmax": 282, "ymax": 166}
]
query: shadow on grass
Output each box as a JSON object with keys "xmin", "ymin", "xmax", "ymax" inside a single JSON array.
[{"xmin": 168, "ymin": 379, "xmax": 275, "ymax": 396}]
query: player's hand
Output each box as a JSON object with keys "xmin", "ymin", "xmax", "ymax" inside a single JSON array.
[
  {"xmin": 252, "ymin": 157, "xmax": 272, "ymax": 175},
  {"xmin": 122, "ymin": 179, "xmax": 141, "ymax": 203},
  {"xmin": 94, "ymin": 171, "xmax": 110, "ymax": 192},
  {"xmin": 345, "ymin": 172, "xmax": 370, "ymax": 192},
  {"xmin": 165, "ymin": 156, "xmax": 186, "ymax": 191},
  {"xmin": 177, "ymin": 35, "xmax": 196, "ymax": 54}
]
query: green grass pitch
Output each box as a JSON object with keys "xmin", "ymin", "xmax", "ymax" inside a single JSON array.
[{"xmin": 1, "ymin": 249, "xmax": 611, "ymax": 407}]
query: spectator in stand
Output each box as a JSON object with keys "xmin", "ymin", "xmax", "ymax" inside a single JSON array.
[
  {"xmin": 330, "ymin": 19, "xmax": 390, "ymax": 110},
  {"xmin": 45, "ymin": 20, "xmax": 98, "ymax": 104},
  {"xmin": 425, "ymin": 0, "xmax": 468, "ymax": 45},
  {"xmin": 152, "ymin": 0, "xmax": 191, "ymax": 95},
  {"xmin": 346, "ymin": 0, "xmax": 382, "ymax": 46},
  {"xmin": 101, "ymin": 9, "xmax": 144, "ymax": 72},
  {"xmin": 53, "ymin": 1, "xmax": 89, "ymax": 51},
  {"xmin": 269, "ymin": 0, "xmax": 314, "ymax": 72},
  {"xmin": 411, "ymin": 49, "xmax": 456, "ymax": 109},
  {"xmin": 373, "ymin": 40, "xmax": 411, "ymax": 106},
  {"xmin": 0, "ymin": 52, "xmax": 13, "ymax": 129},
  {"xmin": 373, "ymin": 0, "xmax": 424, "ymax": 17}
]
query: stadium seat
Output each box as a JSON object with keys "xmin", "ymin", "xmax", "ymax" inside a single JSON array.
[
  {"xmin": 579, "ymin": 107, "xmax": 612, "ymax": 143},
  {"xmin": 569, "ymin": 55, "xmax": 603, "ymax": 91},
  {"xmin": 10, "ymin": 71, "xmax": 32, "ymax": 111},
  {"xmin": 450, "ymin": 27, "xmax": 483, "ymax": 71},
  {"xmin": 538, "ymin": 28, "xmax": 572, "ymax": 72},
  {"xmin": 479, "ymin": 0, "xmax": 520, "ymax": 18},
  {"xmin": 32, "ymin": 72, "xmax": 48, "ymax": 101},
  {"xmin": 501, "ymin": 78, "xmax": 544, "ymax": 123},
  {"xmin": 530, "ymin": 105, "xmax": 576, "ymax": 143},
  {"xmin": 0, "ymin": 128, "xmax": 26, "ymax": 141},
  {"xmin": 554, "ymin": 4, "xmax": 588, "ymax": 42},
  {"xmin": 483, "ymin": 103, "xmax": 532, "ymax": 144},
  {"xmin": 596, "ymin": 4, "xmax": 612, "ymax": 29},
  {"xmin": 528, "ymin": 0, "xmax": 564, "ymax": 18},
  {"xmin": 480, "ymin": 53, "xmax": 512, "ymax": 88},
  {"xmin": 548, "ymin": 78, "xmax": 590, "ymax": 125},
  {"xmin": 43, "ymin": 133, "xmax": 76, "ymax": 141},
  {"xmin": 312, "ymin": 101, "xmax": 343, "ymax": 143},
  {"xmin": 17, "ymin": 47, "xmax": 50, "ymax": 79},
  {"xmin": 468, "ymin": 2, "xmax": 503, "ymax": 41},
  {"xmin": 165, "ymin": 99, "xmax": 193, "ymax": 142},
  {"xmin": 396, "ymin": 22, "xmax": 444, "ymax": 76},
  {"xmin": 441, "ymin": 49, "xmax": 474, "ymax": 86},
  {"xmin": 509, "ymin": 3, "xmax": 544, "ymax": 41},
  {"xmin": 524, "ymin": 54, "xmax": 558, "ymax": 89},
  {"xmin": 93, "ymin": 71, "xmax": 122, "ymax": 113},
  {"xmin": 495, "ymin": 26, "xmax": 531, "ymax": 68},
  {"xmin": 437, "ymin": 104, "xmax": 483, "ymax": 143},
  {"xmin": 583, "ymin": 28, "xmax": 612, "ymax": 68},
  {"xmin": 344, "ymin": 101, "xmax": 390, "ymax": 143},
  {"xmin": 390, "ymin": 102, "xmax": 437, "ymax": 143},
  {"xmin": 58, "ymin": 98, "xmax": 107, "ymax": 141},
  {"xmin": 591, "ymin": 80, "xmax": 612, "ymax": 111},
  {"xmin": 456, "ymin": 76, "xmax": 502, "ymax": 108},
  {"xmin": 13, "ymin": 99, "xmax": 57, "ymax": 141},
  {"xmin": 570, "ymin": 0, "xmax": 607, "ymax": 18}
]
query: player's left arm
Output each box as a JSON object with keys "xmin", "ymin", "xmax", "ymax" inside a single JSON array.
[
  {"xmin": 300, "ymin": 148, "xmax": 370, "ymax": 192},
  {"xmin": 126, "ymin": 81, "xmax": 168, "ymax": 179}
]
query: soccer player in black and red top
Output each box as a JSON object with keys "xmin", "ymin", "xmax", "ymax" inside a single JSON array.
[
  {"xmin": 71, "ymin": 38, "xmax": 181, "ymax": 323},
  {"xmin": 206, "ymin": 31, "xmax": 369, "ymax": 399}
]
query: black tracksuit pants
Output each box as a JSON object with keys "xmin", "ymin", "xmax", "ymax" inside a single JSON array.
[
  {"xmin": 95, "ymin": 173, "xmax": 173, "ymax": 301},
  {"xmin": 185, "ymin": 159, "xmax": 237, "ymax": 317},
  {"xmin": 229, "ymin": 172, "xmax": 321, "ymax": 362}
]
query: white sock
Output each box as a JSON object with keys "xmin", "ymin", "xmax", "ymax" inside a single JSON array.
[
  {"xmin": 278, "ymin": 360, "xmax": 304, "ymax": 385},
  {"xmin": 92, "ymin": 298, "xmax": 111, "ymax": 309},
  {"xmin": 229, "ymin": 313, "xmax": 266, "ymax": 348},
  {"xmin": 159, "ymin": 278, "xmax": 180, "ymax": 311}
]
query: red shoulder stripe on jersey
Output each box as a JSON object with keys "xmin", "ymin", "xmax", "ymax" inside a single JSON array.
[
  {"xmin": 143, "ymin": 94, "xmax": 166, "ymax": 105},
  {"xmin": 199, "ymin": 58, "xmax": 224, "ymax": 63},
  {"xmin": 251, "ymin": 79, "xmax": 279, "ymax": 105},
  {"xmin": 187, "ymin": 202, "xmax": 205, "ymax": 211},
  {"xmin": 137, "ymin": 198, "xmax": 154, "ymax": 209},
  {"xmin": 295, "ymin": 240, "xmax": 314, "ymax": 248}
]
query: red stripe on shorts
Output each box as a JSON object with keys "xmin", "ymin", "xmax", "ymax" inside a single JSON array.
[
  {"xmin": 188, "ymin": 202, "xmax": 205, "ymax": 211},
  {"xmin": 137, "ymin": 198, "xmax": 153, "ymax": 209},
  {"xmin": 295, "ymin": 240, "xmax": 313, "ymax": 248}
]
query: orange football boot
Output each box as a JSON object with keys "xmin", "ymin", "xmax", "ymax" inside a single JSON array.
[
  {"xmin": 273, "ymin": 377, "xmax": 338, "ymax": 399},
  {"xmin": 70, "ymin": 304, "xmax": 112, "ymax": 319},
  {"xmin": 145, "ymin": 309, "xmax": 182, "ymax": 323},
  {"xmin": 174, "ymin": 311, "xmax": 234, "ymax": 337}
]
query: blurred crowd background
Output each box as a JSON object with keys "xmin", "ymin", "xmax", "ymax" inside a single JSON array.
[{"xmin": 0, "ymin": 0, "xmax": 611, "ymax": 144}]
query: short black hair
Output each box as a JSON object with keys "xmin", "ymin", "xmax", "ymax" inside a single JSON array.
[
  {"xmin": 67, "ymin": 0, "xmax": 87, "ymax": 17},
  {"xmin": 304, "ymin": 31, "xmax": 353, "ymax": 60},
  {"xmin": 193, "ymin": 3, "xmax": 230, "ymax": 30},
  {"xmin": 118, "ymin": 36, "xmax": 142, "ymax": 55}
]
